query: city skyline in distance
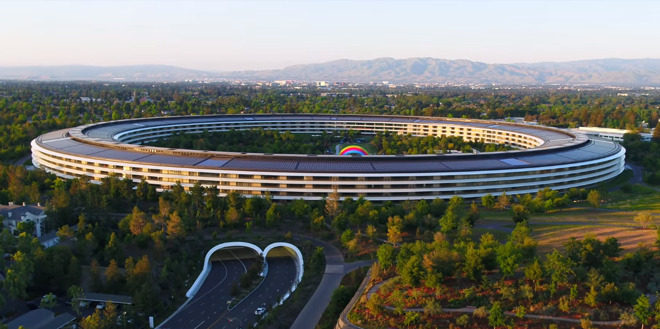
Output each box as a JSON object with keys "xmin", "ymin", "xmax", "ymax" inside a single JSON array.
[{"xmin": 2, "ymin": 0, "xmax": 660, "ymax": 71}]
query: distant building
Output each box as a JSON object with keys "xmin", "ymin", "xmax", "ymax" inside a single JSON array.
[
  {"xmin": 576, "ymin": 126, "xmax": 653, "ymax": 142},
  {"xmin": 0, "ymin": 202, "xmax": 47, "ymax": 237}
]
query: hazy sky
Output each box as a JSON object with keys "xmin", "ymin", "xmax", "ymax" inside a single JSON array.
[{"xmin": 2, "ymin": 0, "xmax": 659, "ymax": 71}]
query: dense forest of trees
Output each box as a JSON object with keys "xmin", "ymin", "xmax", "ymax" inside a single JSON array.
[{"xmin": 1, "ymin": 81, "xmax": 659, "ymax": 161}]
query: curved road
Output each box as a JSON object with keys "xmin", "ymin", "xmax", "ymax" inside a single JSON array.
[
  {"xmin": 209, "ymin": 256, "xmax": 297, "ymax": 329},
  {"xmin": 160, "ymin": 236, "xmax": 372, "ymax": 329},
  {"xmin": 160, "ymin": 259, "xmax": 252, "ymax": 329},
  {"xmin": 291, "ymin": 236, "xmax": 373, "ymax": 329},
  {"xmin": 160, "ymin": 253, "xmax": 297, "ymax": 329}
]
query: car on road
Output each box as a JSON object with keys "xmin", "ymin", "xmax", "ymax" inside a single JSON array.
[{"xmin": 254, "ymin": 307, "xmax": 266, "ymax": 316}]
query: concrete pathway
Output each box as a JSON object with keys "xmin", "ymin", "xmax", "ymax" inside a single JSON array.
[{"xmin": 290, "ymin": 236, "xmax": 373, "ymax": 329}]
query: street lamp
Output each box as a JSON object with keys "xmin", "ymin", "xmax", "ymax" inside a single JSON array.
[{"xmin": 122, "ymin": 311, "xmax": 126, "ymax": 329}]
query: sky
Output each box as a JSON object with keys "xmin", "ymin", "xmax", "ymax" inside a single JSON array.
[{"xmin": 1, "ymin": 0, "xmax": 659, "ymax": 71}]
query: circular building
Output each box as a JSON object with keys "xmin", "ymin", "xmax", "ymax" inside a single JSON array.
[{"xmin": 31, "ymin": 114, "xmax": 625, "ymax": 201}]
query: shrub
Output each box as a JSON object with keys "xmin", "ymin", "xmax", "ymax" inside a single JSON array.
[
  {"xmin": 473, "ymin": 306, "xmax": 488, "ymax": 318},
  {"xmin": 456, "ymin": 314, "xmax": 470, "ymax": 326}
]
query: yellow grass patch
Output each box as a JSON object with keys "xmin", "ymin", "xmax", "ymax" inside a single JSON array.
[{"xmin": 535, "ymin": 225, "xmax": 656, "ymax": 254}]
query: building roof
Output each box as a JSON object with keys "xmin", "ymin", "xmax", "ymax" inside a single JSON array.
[
  {"xmin": 0, "ymin": 204, "xmax": 45, "ymax": 221},
  {"xmin": 82, "ymin": 292, "xmax": 133, "ymax": 304},
  {"xmin": 7, "ymin": 308, "xmax": 75, "ymax": 329},
  {"xmin": 7, "ymin": 308, "xmax": 53, "ymax": 329},
  {"xmin": 34, "ymin": 114, "xmax": 622, "ymax": 174}
]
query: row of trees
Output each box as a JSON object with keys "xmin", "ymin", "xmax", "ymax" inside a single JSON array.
[{"xmin": 2, "ymin": 81, "xmax": 660, "ymax": 162}]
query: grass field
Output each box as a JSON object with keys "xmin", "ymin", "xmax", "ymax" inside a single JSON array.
[{"xmin": 476, "ymin": 207, "xmax": 659, "ymax": 255}]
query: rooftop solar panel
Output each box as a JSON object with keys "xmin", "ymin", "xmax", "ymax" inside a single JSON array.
[
  {"xmin": 92, "ymin": 149, "xmax": 151, "ymax": 161},
  {"xmin": 371, "ymin": 161, "xmax": 449, "ymax": 172},
  {"xmin": 61, "ymin": 144, "xmax": 109, "ymax": 156},
  {"xmin": 222, "ymin": 159, "xmax": 299, "ymax": 171},
  {"xmin": 296, "ymin": 161, "xmax": 375, "ymax": 173},
  {"xmin": 499, "ymin": 158, "xmax": 530, "ymax": 166},
  {"xmin": 41, "ymin": 138, "xmax": 79, "ymax": 149},
  {"xmin": 139, "ymin": 154, "xmax": 206, "ymax": 166},
  {"xmin": 443, "ymin": 159, "xmax": 510, "ymax": 170},
  {"xmin": 196, "ymin": 158, "xmax": 232, "ymax": 168}
]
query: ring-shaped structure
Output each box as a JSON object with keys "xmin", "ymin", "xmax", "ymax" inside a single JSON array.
[{"xmin": 31, "ymin": 114, "xmax": 625, "ymax": 201}]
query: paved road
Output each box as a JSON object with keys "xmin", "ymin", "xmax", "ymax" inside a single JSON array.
[
  {"xmin": 290, "ymin": 236, "xmax": 373, "ymax": 329},
  {"xmin": 160, "ymin": 254, "xmax": 298, "ymax": 329},
  {"xmin": 160, "ymin": 259, "xmax": 252, "ymax": 329},
  {"xmin": 209, "ymin": 256, "xmax": 297, "ymax": 329},
  {"xmin": 14, "ymin": 153, "xmax": 32, "ymax": 166}
]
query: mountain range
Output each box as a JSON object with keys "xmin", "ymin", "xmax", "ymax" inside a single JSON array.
[{"xmin": 2, "ymin": 58, "xmax": 660, "ymax": 85}]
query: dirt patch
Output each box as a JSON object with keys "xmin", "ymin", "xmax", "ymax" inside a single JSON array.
[{"xmin": 535, "ymin": 225, "xmax": 657, "ymax": 254}]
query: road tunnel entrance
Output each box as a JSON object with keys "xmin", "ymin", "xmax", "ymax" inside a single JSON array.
[{"xmin": 187, "ymin": 242, "xmax": 303, "ymax": 298}]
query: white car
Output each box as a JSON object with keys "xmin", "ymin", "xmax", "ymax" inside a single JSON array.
[{"xmin": 254, "ymin": 307, "xmax": 266, "ymax": 315}]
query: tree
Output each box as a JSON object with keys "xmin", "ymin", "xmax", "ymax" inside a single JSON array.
[
  {"xmin": 105, "ymin": 259, "xmax": 122, "ymax": 291},
  {"xmin": 587, "ymin": 189, "xmax": 601, "ymax": 208},
  {"xmin": 439, "ymin": 210, "xmax": 458, "ymax": 233},
  {"xmin": 265, "ymin": 203, "xmax": 280, "ymax": 226},
  {"xmin": 366, "ymin": 291, "xmax": 384, "ymax": 315},
  {"xmin": 400, "ymin": 255, "xmax": 424, "ymax": 286},
  {"xmin": 16, "ymin": 220, "xmax": 35, "ymax": 235},
  {"xmin": 488, "ymin": 302, "xmax": 506, "ymax": 328},
  {"xmin": 653, "ymin": 124, "xmax": 660, "ymax": 142},
  {"xmin": 495, "ymin": 192, "xmax": 510, "ymax": 210},
  {"xmin": 128, "ymin": 206, "xmax": 149, "ymax": 236},
  {"xmin": 544, "ymin": 250, "xmax": 575, "ymax": 295},
  {"xmin": 40, "ymin": 292, "xmax": 57, "ymax": 309},
  {"xmin": 5, "ymin": 250, "xmax": 32, "ymax": 301},
  {"xmin": 387, "ymin": 216, "xmax": 403, "ymax": 245},
  {"xmin": 225, "ymin": 206, "xmax": 240, "ymax": 225},
  {"xmin": 377, "ymin": 243, "xmax": 396, "ymax": 269},
  {"xmin": 463, "ymin": 242, "xmax": 484, "ymax": 281},
  {"xmin": 468, "ymin": 201, "xmax": 480, "ymax": 224},
  {"xmin": 56, "ymin": 225, "xmax": 75, "ymax": 241},
  {"xmin": 635, "ymin": 295, "xmax": 652, "ymax": 329},
  {"xmin": 511, "ymin": 204, "xmax": 529, "ymax": 224},
  {"xmin": 634, "ymin": 211, "xmax": 654, "ymax": 229},
  {"xmin": 325, "ymin": 188, "xmax": 341, "ymax": 219},
  {"xmin": 423, "ymin": 298, "xmax": 443, "ymax": 316},
  {"xmin": 340, "ymin": 229, "xmax": 354, "ymax": 247},
  {"xmin": 67, "ymin": 284, "xmax": 84, "ymax": 316},
  {"xmin": 128, "ymin": 255, "xmax": 152, "ymax": 292},
  {"xmin": 366, "ymin": 224, "xmax": 378, "ymax": 242},
  {"xmin": 481, "ymin": 193, "xmax": 495, "ymax": 209},
  {"xmin": 167, "ymin": 210, "xmax": 185, "ymax": 239},
  {"xmin": 496, "ymin": 241, "xmax": 521, "ymax": 278},
  {"xmin": 5, "ymin": 267, "xmax": 29, "ymax": 301}
]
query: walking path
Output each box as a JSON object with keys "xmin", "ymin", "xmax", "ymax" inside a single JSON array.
[
  {"xmin": 290, "ymin": 236, "xmax": 373, "ymax": 329},
  {"xmin": 356, "ymin": 275, "xmax": 625, "ymax": 327}
]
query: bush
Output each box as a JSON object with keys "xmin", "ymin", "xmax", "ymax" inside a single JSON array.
[
  {"xmin": 456, "ymin": 314, "xmax": 470, "ymax": 326},
  {"xmin": 473, "ymin": 306, "xmax": 488, "ymax": 318}
]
